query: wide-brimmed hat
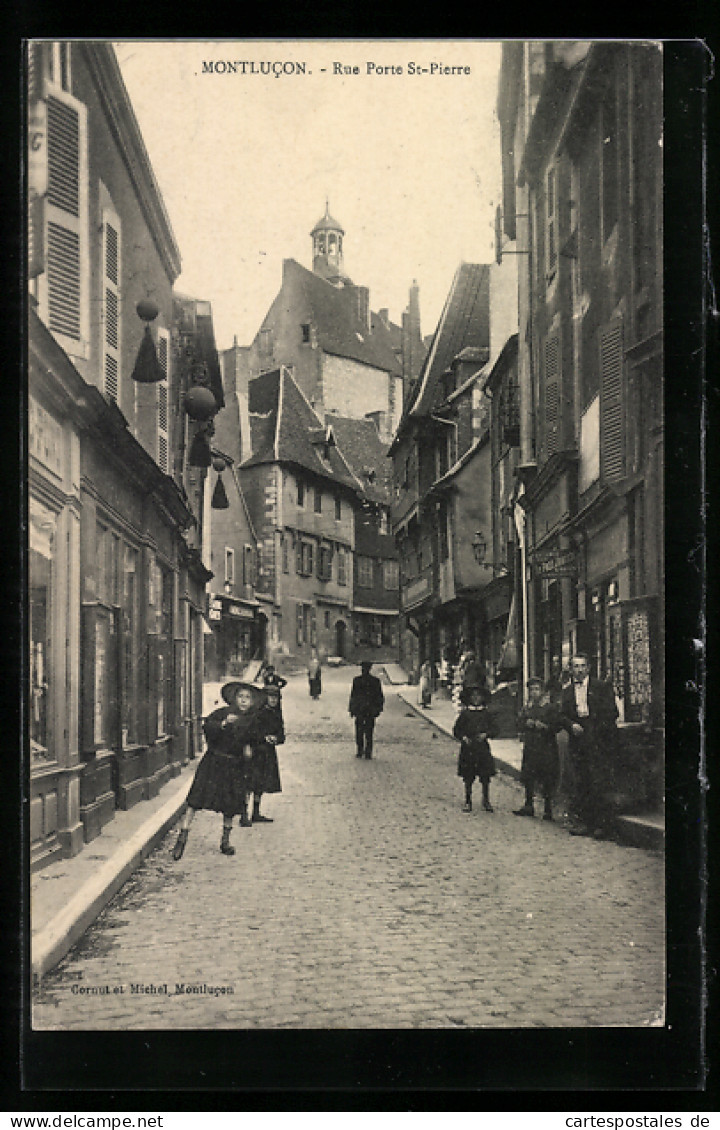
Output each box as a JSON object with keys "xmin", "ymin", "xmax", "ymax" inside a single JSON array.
[{"xmin": 221, "ymin": 681, "xmax": 263, "ymax": 705}]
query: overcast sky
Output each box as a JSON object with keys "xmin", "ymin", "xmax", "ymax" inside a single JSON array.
[{"xmin": 114, "ymin": 40, "xmax": 503, "ymax": 352}]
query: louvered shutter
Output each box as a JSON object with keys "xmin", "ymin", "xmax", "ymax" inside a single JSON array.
[
  {"xmin": 544, "ymin": 335, "xmax": 561, "ymax": 457},
  {"xmin": 156, "ymin": 328, "xmax": 170, "ymax": 473},
  {"xmin": 27, "ymin": 44, "xmax": 47, "ymax": 280},
  {"xmin": 101, "ymin": 210, "xmax": 121, "ymax": 403},
  {"xmin": 44, "ymin": 85, "xmax": 87, "ymax": 348},
  {"xmin": 600, "ymin": 319, "xmax": 625, "ymax": 482}
]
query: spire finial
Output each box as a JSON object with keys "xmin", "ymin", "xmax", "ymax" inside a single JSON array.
[{"xmin": 325, "ymin": 195, "xmax": 329, "ymax": 215}]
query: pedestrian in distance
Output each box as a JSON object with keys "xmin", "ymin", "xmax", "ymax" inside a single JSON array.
[
  {"xmin": 418, "ymin": 658, "xmax": 434, "ymax": 708},
  {"xmin": 172, "ymin": 681, "xmax": 264, "ymax": 860},
  {"xmin": 452, "ymin": 681, "xmax": 496, "ymax": 813},
  {"xmin": 307, "ymin": 649, "xmax": 322, "ymax": 700},
  {"xmin": 514, "ymin": 676, "xmax": 561, "ymax": 821},
  {"xmin": 560, "ymin": 652, "xmax": 619, "ymax": 839},
  {"xmin": 261, "ymin": 663, "xmax": 288, "ymax": 691},
  {"xmin": 249, "ymin": 684, "xmax": 285, "ymax": 823},
  {"xmin": 349, "ymin": 660, "xmax": 384, "ymax": 759}
]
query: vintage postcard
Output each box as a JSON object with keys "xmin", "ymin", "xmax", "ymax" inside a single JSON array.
[{"xmin": 23, "ymin": 36, "xmax": 704, "ymax": 1089}]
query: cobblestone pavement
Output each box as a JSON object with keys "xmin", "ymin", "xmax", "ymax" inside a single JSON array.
[{"xmin": 33, "ymin": 667, "xmax": 665, "ymax": 1030}]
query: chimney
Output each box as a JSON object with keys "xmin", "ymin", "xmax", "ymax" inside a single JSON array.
[
  {"xmin": 378, "ymin": 307, "xmax": 389, "ymax": 327},
  {"xmin": 354, "ymin": 285, "xmax": 370, "ymax": 331},
  {"xmin": 402, "ymin": 281, "xmax": 422, "ymax": 382}
]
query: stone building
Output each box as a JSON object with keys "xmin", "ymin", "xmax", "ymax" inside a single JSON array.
[
  {"xmin": 27, "ymin": 42, "xmax": 220, "ymax": 867},
  {"xmin": 497, "ymin": 41, "xmax": 664, "ymax": 808}
]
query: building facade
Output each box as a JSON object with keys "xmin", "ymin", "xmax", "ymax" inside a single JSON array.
[
  {"xmin": 498, "ymin": 41, "xmax": 664, "ymax": 808},
  {"xmin": 27, "ymin": 42, "xmax": 219, "ymax": 868}
]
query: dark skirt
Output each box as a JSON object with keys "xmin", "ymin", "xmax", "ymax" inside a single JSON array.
[
  {"xmin": 186, "ymin": 750, "xmax": 249, "ymax": 815},
  {"xmin": 520, "ymin": 738, "xmax": 559, "ymax": 792},
  {"xmin": 309, "ymin": 674, "xmax": 322, "ymax": 697},
  {"xmin": 247, "ymin": 744, "xmax": 282, "ymax": 795},
  {"xmin": 457, "ymin": 743, "xmax": 496, "ymax": 783}
]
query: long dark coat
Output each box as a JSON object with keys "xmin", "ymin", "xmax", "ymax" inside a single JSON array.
[
  {"xmin": 453, "ymin": 705, "xmax": 496, "ymax": 782},
  {"xmin": 349, "ymin": 673, "xmax": 384, "ymax": 718},
  {"xmin": 186, "ymin": 706, "xmax": 260, "ymax": 815},
  {"xmin": 248, "ymin": 702, "xmax": 284, "ymax": 795},
  {"xmin": 517, "ymin": 700, "xmax": 561, "ymax": 792}
]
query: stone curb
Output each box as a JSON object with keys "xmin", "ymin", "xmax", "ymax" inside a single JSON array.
[{"xmin": 32, "ymin": 775, "xmax": 190, "ymax": 982}]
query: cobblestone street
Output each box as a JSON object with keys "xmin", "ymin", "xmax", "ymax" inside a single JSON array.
[{"xmin": 33, "ymin": 669, "xmax": 665, "ymax": 1030}]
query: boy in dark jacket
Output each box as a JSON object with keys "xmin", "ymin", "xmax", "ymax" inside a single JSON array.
[
  {"xmin": 514, "ymin": 677, "xmax": 561, "ymax": 821},
  {"xmin": 452, "ymin": 683, "xmax": 496, "ymax": 812},
  {"xmin": 249, "ymin": 684, "xmax": 285, "ymax": 824}
]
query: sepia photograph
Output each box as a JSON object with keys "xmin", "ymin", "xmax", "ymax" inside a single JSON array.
[{"xmin": 26, "ymin": 38, "xmax": 671, "ymax": 1041}]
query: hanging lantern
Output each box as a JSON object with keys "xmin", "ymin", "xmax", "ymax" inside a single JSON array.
[
  {"xmin": 184, "ymin": 385, "xmax": 217, "ymax": 421},
  {"xmin": 130, "ymin": 324, "xmax": 165, "ymax": 384},
  {"xmin": 188, "ymin": 430, "xmax": 212, "ymax": 467},
  {"xmin": 211, "ymin": 474, "xmax": 229, "ymax": 509},
  {"xmin": 211, "ymin": 454, "xmax": 227, "ymax": 473},
  {"xmin": 136, "ymin": 298, "xmax": 159, "ymax": 323}
]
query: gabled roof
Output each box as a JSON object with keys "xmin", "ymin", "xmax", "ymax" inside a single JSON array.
[
  {"xmin": 282, "ymin": 259, "xmax": 402, "ymax": 375},
  {"xmin": 242, "ymin": 367, "xmax": 358, "ymax": 491},
  {"xmin": 324, "ymin": 413, "xmax": 394, "ymax": 505},
  {"xmin": 392, "ymin": 264, "xmax": 490, "ymax": 450}
]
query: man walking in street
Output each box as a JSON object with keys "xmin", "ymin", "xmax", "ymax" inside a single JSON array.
[
  {"xmin": 349, "ymin": 660, "xmax": 384, "ymax": 759},
  {"xmin": 560, "ymin": 652, "xmax": 619, "ymax": 839}
]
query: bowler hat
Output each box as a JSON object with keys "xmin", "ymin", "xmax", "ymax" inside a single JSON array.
[
  {"xmin": 221, "ymin": 681, "xmax": 262, "ymax": 706},
  {"xmin": 360, "ymin": 660, "xmax": 373, "ymax": 670}
]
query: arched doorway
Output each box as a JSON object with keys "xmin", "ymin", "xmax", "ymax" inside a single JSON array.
[{"xmin": 335, "ymin": 619, "xmax": 347, "ymax": 658}]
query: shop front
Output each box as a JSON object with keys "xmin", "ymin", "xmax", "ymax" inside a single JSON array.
[{"xmin": 206, "ymin": 592, "xmax": 259, "ymax": 678}]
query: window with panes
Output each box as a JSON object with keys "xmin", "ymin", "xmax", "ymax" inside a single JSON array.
[{"xmin": 357, "ymin": 556, "xmax": 374, "ymax": 588}]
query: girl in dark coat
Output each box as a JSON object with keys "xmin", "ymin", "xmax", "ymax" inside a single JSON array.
[
  {"xmin": 172, "ymin": 682, "xmax": 263, "ymax": 860},
  {"xmin": 249, "ymin": 684, "xmax": 285, "ymax": 823},
  {"xmin": 514, "ymin": 677, "xmax": 561, "ymax": 821},
  {"xmin": 452, "ymin": 683, "xmax": 496, "ymax": 813}
]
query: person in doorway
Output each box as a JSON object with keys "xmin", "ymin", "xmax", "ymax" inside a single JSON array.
[
  {"xmin": 349, "ymin": 660, "xmax": 384, "ymax": 759},
  {"xmin": 307, "ymin": 649, "xmax": 322, "ymax": 700},
  {"xmin": 249, "ymin": 684, "xmax": 284, "ymax": 823},
  {"xmin": 560, "ymin": 652, "xmax": 619, "ymax": 838},
  {"xmin": 172, "ymin": 681, "xmax": 263, "ymax": 860},
  {"xmin": 418, "ymin": 658, "xmax": 434, "ymax": 708},
  {"xmin": 514, "ymin": 677, "xmax": 561, "ymax": 821},
  {"xmin": 452, "ymin": 681, "xmax": 496, "ymax": 813},
  {"xmin": 546, "ymin": 655, "xmax": 571, "ymax": 706}
]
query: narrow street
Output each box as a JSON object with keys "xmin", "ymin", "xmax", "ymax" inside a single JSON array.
[{"xmin": 33, "ymin": 668, "xmax": 664, "ymax": 1030}]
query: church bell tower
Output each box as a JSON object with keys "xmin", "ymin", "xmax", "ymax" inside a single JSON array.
[{"xmin": 311, "ymin": 202, "xmax": 346, "ymax": 284}]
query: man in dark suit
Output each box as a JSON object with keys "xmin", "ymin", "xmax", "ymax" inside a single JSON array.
[
  {"xmin": 560, "ymin": 652, "xmax": 619, "ymax": 838},
  {"xmin": 349, "ymin": 661, "xmax": 385, "ymax": 759}
]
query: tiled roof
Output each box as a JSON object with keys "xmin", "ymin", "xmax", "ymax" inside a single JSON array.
[
  {"xmin": 403, "ymin": 262, "xmax": 490, "ymax": 425},
  {"xmin": 284, "ymin": 259, "xmax": 402, "ymax": 375},
  {"xmin": 243, "ymin": 367, "xmax": 359, "ymax": 491},
  {"xmin": 324, "ymin": 413, "xmax": 393, "ymax": 504}
]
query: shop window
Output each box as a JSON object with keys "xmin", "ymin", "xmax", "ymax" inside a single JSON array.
[
  {"xmin": 120, "ymin": 544, "xmax": 139, "ymax": 745},
  {"xmin": 29, "ymin": 500, "xmax": 57, "ymax": 760}
]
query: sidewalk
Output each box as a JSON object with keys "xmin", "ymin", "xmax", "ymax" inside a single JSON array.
[{"xmin": 396, "ymin": 689, "xmax": 664, "ymax": 851}]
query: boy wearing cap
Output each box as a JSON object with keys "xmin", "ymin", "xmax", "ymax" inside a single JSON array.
[
  {"xmin": 514, "ymin": 677, "xmax": 561, "ymax": 821},
  {"xmin": 348, "ymin": 661, "xmax": 384, "ymax": 758},
  {"xmin": 172, "ymin": 681, "xmax": 263, "ymax": 860}
]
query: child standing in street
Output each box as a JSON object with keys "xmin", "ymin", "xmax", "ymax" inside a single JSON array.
[
  {"xmin": 452, "ymin": 682, "xmax": 496, "ymax": 813},
  {"xmin": 249, "ymin": 684, "xmax": 285, "ymax": 823},
  {"xmin": 514, "ymin": 677, "xmax": 561, "ymax": 821}
]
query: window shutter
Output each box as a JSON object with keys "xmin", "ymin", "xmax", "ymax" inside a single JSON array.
[
  {"xmin": 600, "ymin": 319, "xmax": 625, "ymax": 482},
  {"xmin": 156, "ymin": 327, "xmax": 170, "ymax": 472},
  {"xmin": 544, "ymin": 335, "xmax": 561, "ymax": 457},
  {"xmin": 296, "ymin": 541, "xmax": 303, "ymax": 574},
  {"xmin": 296, "ymin": 603, "xmax": 304, "ymax": 645},
  {"xmin": 101, "ymin": 210, "xmax": 122, "ymax": 403},
  {"xmin": 546, "ymin": 167, "xmax": 557, "ymax": 277},
  {"xmin": 44, "ymin": 87, "xmax": 87, "ymax": 348}
]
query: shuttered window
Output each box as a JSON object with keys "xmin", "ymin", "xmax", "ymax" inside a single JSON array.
[
  {"xmin": 101, "ymin": 209, "xmax": 121, "ymax": 403},
  {"xmin": 544, "ymin": 334, "xmax": 561, "ymax": 457},
  {"xmin": 44, "ymin": 86, "xmax": 87, "ymax": 349},
  {"xmin": 156, "ymin": 327, "xmax": 170, "ymax": 473},
  {"xmin": 600, "ymin": 319, "xmax": 625, "ymax": 482}
]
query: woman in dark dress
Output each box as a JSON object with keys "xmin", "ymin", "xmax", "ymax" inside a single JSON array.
[
  {"xmin": 307, "ymin": 650, "xmax": 322, "ymax": 700},
  {"xmin": 248, "ymin": 684, "xmax": 284, "ymax": 823},
  {"xmin": 172, "ymin": 681, "xmax": 263, "ymax": 860},
  {"xmin": 513, "ymin": 676, "xmax": 561, "ymax": 821},
  {"xmin": 452, "ymin": 682, "xmax": 496, "ymax": 813}
]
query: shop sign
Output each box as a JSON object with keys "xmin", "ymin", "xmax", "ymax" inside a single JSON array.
[
  {"xmin": 209, "ymin": 609, "xmax": 221, "ymax": 621},
  {"xmin": 531, "ymin": 546, "xmax": 577, "ymax": 579}
]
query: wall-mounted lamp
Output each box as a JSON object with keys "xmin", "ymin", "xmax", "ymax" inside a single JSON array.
[
  {"xmin": 131, "ymin": 299, "xmax": 165, "ymax": 384},
  {"xmin": 210, "ymin": 452, "xmax": 230, "ymax": 509},
  {"xmin": 471, "ymin": 530, "xmax": 493, "ymax": 568}
]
